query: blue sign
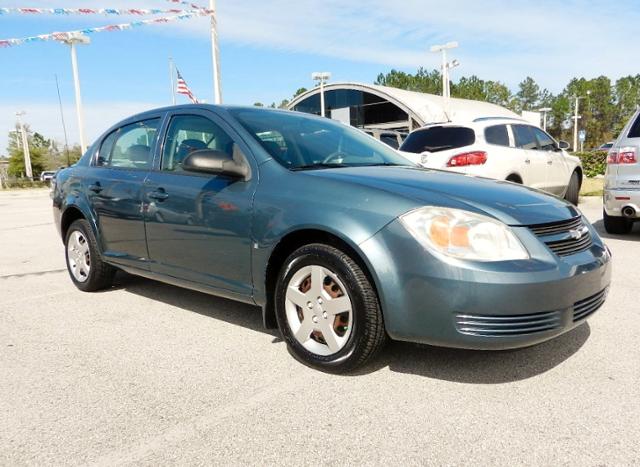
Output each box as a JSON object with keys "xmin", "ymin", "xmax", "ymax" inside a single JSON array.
[{"xmin": 579, "ymin": 129, "xmax": 586, "ymax": 142}]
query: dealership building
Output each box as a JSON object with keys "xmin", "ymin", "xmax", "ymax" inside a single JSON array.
[{"xmin": 287, "ymin": 82, "xmax": 521, "ymax": 133}]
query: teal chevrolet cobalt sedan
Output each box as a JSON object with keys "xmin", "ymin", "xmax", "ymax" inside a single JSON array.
[{"xmin": 52, "ymin": 105, "xmax": 611, "ymax": 372}]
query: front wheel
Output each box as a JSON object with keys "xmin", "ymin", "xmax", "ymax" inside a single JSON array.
[
  {"xmin": 275, "ymin": 244, "xmax": 386, "ymax": 372},
  {"xmin": 65, "ymin": 219, "xmax": 115, "ymax": 291},
  {"xmin": 564, "ymin": 171, "xmax": 581, "ymax": 205},
  {"xmin": 603, "ymin": 209, "xmax": 633, "ymax": 235}
]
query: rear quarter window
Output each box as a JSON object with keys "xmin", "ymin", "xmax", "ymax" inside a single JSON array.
[{"xmin": 400, "ymin": 126, "xmax": 475, "ymax": 153}]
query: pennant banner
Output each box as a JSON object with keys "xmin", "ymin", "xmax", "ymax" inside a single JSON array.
[
  {"xmin": 0, "ymin": 10, "xmax": 211, "ymax": 48},
  {"xmin": 0, "ymin": 8, "xmax": 211, "ymax": 16}
]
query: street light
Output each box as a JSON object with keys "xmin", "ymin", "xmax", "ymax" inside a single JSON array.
[
  {"xmin": 538, "ymin": 107, "xmax": 552, "ymax": 131},
  {"xmin": 572, "ymin": 90, "xmax": 591, "ymax": 152},
  {"xmin": 59, "ymin": 33, "xmax": 90, "ymax": 153},
  {"xmin": 312, "ymin": 72, "xmax": 331, "ymax": 117},
  {"xmin": 430, "ymin": 41, "xmax": 459, "ymax": 98},
  {"xmin": 15, "ymin": 111, "xmax": 33, "ymax": 180}
]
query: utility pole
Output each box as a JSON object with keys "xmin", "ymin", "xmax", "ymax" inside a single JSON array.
[
  {"xmin": 54, "ymin": 74, "xmax": 71, "ymax": 167},
  {"xmin": 15, "ymin": 111, "xmax": 33, "ymax": 180},
  {"xmin": 312, "ymin": 72, "xmax": 331, "ymax": 117},
  {"xmin": 209, "ymin": 0, "xmax": 222, "ymax": 104},
  {"xmin": 60, "ymin": 34, "xmax": 90, "ymax": 153},
  {"xmin": 572, "ymin": 91, "xmax": 591, "ymax": 151},
  {"xmin": 538, "ymin": 107, "xmax": 552, "ymax": 131},
  {"xmin": 430, "ymin": 41, "xmax": 459, "ymax": 99}
]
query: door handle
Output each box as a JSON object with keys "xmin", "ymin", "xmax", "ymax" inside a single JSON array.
[
  {"xmin": 547, "ymin": 160, "xmax": 553, "ymax": 165},
  {"xmin": 148, "ymin": 189, "xmax": 169, "ymax": 201},
  {"xmin": 88, "ymin": 182, "xmax": 103, "ymax": 193},
  {"xmin": 524, "ymin": 158, "xmax": 531, "ymax": 164}
]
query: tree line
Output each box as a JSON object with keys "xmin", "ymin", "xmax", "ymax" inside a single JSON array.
[
  {"xmin": 375, "ymin": 69, "xmax": 640, "ymax": 148},
  {"xmin": 4, "ymin": 125, "xmax": 82, "ymax": 178}
]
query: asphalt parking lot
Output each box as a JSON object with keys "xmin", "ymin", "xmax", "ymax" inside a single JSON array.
[{"xmin": 1, "ymin": 189, "xmax": 639, "ymax": 465}]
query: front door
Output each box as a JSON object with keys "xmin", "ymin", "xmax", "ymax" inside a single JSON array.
[
  {"xmin": 511, "ymin": 124, "xmax": 549, "ymax": 191},
  {"xmin": 143, "ymin": 111, "xmax": 256, "ymax": 297},
  {"xmin": 532, "ymin": 126, "xmax": 570, "ymax": 195},
  {"xmin": 85, "ymin": 117, "xmax": 160, "ymax": 269}
]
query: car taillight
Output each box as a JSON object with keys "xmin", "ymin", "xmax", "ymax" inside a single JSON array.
[
  {"xmin": 446, "ymin": 151, "xmax": 487, "ymax": 167},
  {"xmin": 608, "ymin": 148, "xmax": 637, "ymax": 164}
]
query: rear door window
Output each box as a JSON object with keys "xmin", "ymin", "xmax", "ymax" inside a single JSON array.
[
  {"xmin": 512, "ymin": 125, "xmax": 539, "ymax": 150},
  {"xmin": 96, "ymin": 119, "xmax": 160, "ymax": 169},
  {"xmin": 400, "ymin": 126, "xmax": 475, "ymax": 153},
  {"xmin": 484, "ymin": 125, "xmax": 509, "ymax": 146}
]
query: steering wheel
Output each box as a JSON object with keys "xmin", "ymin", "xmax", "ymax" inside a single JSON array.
[{"xmin": 322, "ymin": 151, "xmax": 349, "ymax": 164}]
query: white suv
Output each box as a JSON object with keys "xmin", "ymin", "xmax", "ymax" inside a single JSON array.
[
  {"xmin": 398, "ymin": 118, "xmax": 583, "ymax": 205},
  {"xmin": 603, "ymin": 109, "xmax": 640, "ymax": 234}
]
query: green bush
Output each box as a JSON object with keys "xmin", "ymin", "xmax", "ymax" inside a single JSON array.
[{"xmin": 574, "ymin": 151, "xmax": 607, "ymax": 178}]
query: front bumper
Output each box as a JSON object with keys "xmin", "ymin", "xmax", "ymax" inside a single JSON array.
[
  {"xmin": 603, "ymin": 188, "xmax": 640, "ymax": 219},
  {"xmin": 359, "ymin": 219, "xmax": 612, "ymax": 350}
]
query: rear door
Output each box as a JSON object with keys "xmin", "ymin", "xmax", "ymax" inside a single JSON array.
[
  {"xmin": 143, "ymin": 109, "xmax": 257, "ymax": 297},
  {"xmin": 511, "ymin": 124, "xmax": 549, "ymax": 191},
  {"xmin": 85, "ymin": 117, "xmax": 160, "ymax": 269}
]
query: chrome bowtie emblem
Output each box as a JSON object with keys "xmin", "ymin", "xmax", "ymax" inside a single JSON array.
[{"xmin": 568, "ymin": 226, "xmax": 588, "ymax": 240}]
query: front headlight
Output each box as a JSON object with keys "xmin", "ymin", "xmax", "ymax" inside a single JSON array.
[{"xmin": 399, "ymin": 207, "xmax": 529, "ymax": 261}]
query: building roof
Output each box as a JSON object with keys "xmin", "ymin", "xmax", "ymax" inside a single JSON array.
[{"xmin": 287, "ymin": 82, "xmax": 519, "ymax": 127}]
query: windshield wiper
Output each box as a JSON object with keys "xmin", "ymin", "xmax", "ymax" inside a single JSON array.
[
  {"xmin": 291, "ymin": 163, "xmax": 348, "ymax": 171},
  {"xmin": 358, "ymin": 162, "xmax": 412, "ymax": 167}
]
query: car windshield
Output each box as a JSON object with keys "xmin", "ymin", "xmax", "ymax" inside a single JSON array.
[{"xmin": 228, "ymin": 108, "xmax": 414, "ymax": 170}]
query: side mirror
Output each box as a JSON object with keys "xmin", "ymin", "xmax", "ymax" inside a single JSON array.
[
  {"xmin": 182, "ymin": 148, "xmax": 249, "ymax": 179},
  {"xmin": 558, "ymin": 140, "xmax": 570, "ymax": 150}
]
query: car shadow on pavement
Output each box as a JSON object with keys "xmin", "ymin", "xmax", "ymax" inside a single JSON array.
[
  {"xmin": 113, "ymin": 272, "xmax": 278, "ymax": 338},
  {"xmin": 361, "ymin": 323, "xmax": 590, "ymax": 383},
  {"xmin": 591, "ymin": 219, "xmax": 640, "ymax": 241},
  {"xmin": 114, "ymin": 272, "xmax": 590, "ymax": 383}
]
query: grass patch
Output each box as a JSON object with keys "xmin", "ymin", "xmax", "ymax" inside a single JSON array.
[{"xmin": 580, "ymin": 177, "xmax": 604, "ymax": 197}]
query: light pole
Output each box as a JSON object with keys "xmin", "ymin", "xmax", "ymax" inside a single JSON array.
[
  {"xmin": 312, "ymin": 72, "xmax": 331, "ymax": 117},
  {"xmin": 538, "ymin": 107, "xmax": 552, "ymax": 131},
  {"xmin": 430, "ymin": 41, "xmax": 459, "ymax": 99},
  {"xmin": 60, "ymin": 34, "xmax": 90, "ymax": 153},
  {"xmin": 15, "ymin": 111, "xmax": 33, "ymax": 180},
  {"xmin": 209, "ymin": 0, "xmax": 222, "ymax": 104},
  {"xmin": 572, "ymin": 91, "xmax": 591, "ymax": 151}
]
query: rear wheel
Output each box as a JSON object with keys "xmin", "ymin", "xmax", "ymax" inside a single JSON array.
[
  {"xmin": 564, "ymin": 171, "xmax": 581, "ymax": 205},
  {"xmin": 65, "ymin": 219, "xmax": 115, "ymax": 291},
  {"xmin": 603, "ymin": 209, "xmax": 633, "ymax": 235},
  {"xmin": 275, "ymin": 244, "xmax": 386, "ymax": 372}
]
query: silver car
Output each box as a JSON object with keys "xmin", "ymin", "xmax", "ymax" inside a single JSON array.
[{"xmin": 603, "ymin": 109, "xmax": 640, "ymax": 234}]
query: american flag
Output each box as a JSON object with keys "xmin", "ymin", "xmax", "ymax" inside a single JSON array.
[{"xmin": 176, "ymin": 68, "xmax": 198, "ymax": 104}]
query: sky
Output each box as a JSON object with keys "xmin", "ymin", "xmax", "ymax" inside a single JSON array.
[{"xmin": 1, "ymin": 0, "xmax": 639, "ymax": 154}]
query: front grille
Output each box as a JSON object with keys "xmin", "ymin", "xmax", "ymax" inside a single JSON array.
[
  {"xmin": 455, "ymin": 310, "xmax": 561, "ymax": 337},
  {"xmin": 573, "ymin": 288, "xmax": 607, "ymax": 322},
  {"xmin": 528, "ymin": 216, "xmax": 593, "ymax": 256}
]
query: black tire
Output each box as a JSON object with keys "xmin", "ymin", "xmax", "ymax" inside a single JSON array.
[
  {"xmin": 564, "ymin": 171, "xmax": 581, "ymax": 205},
  {"xmin": 64, "ymin": 219, "xmax": 115, "ymax": 292},
  {"xmin": 506, "ymin": 175, "xmax": 522, "ymax": 184},
  {"xmin": 603, "ymin": 209, "xmax": 633, "ymax": 235},
  {"xmin": 275, "ymin": 244, "xmax": 386, "ymax": 372}
]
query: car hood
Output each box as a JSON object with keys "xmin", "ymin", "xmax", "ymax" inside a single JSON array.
[{"xmin": 305, "ymin": 166, "xmax": 579, "ymax": 226}]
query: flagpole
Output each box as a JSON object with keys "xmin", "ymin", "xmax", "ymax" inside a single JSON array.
[
  {"xmin": 209, "ymin": 0, "xmax": 222, "ymax": 104},
  {"xmin": 169, "ymin": 57, "xmax": 176, "ymax": 105}
]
